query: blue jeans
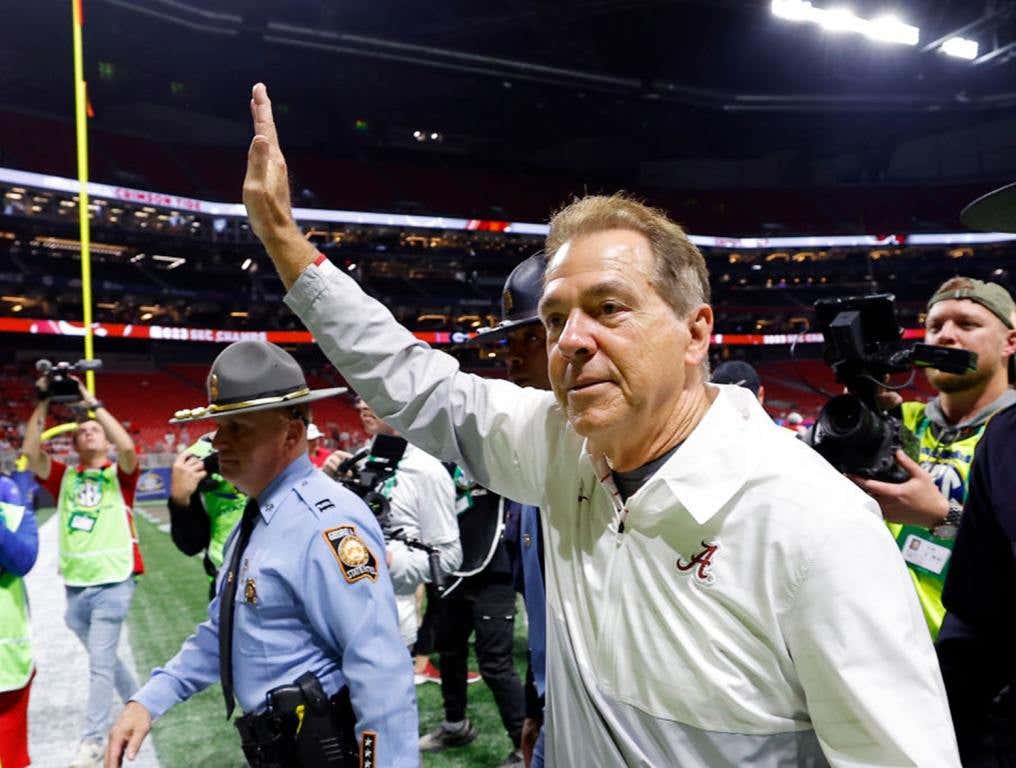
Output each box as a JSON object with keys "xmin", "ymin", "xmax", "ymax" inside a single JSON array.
[
  {"xmin": 64, "ymin": 579, "xmax": 139, "ymax": 742},
  {"xmin": 531, "ymin": 725, "xmax": 545, "ymax": 768}
]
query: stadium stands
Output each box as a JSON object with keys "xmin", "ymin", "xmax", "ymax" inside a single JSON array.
[{"xmin": 0, "ymin": 362, "xmax": 365, "ymax": 457}]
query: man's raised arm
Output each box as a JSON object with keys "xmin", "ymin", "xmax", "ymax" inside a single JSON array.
[
  {"xmin": 22, "ymin": 380, "xmax": 51, "ymax": 480},
  {"xmin": 242, "ymin": 83, "xmax": 553, "ymax": 506}
]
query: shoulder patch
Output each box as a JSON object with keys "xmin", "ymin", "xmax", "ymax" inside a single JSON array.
[{"xmin": 322, "ymin": 525, "xmax": 378, "ymax": 584}]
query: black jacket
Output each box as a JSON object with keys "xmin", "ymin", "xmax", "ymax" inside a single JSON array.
[{"xmin": 937, "ymin": 403, "xmax": 1016, "ymax": 764}]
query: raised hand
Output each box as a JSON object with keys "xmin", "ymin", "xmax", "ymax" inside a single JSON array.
[
  {"xmin": 242, "ymin": 83, "xmax": 316, "ymax": 288},
  {"xmin": 170, "ymin": 452, "xmax": 208, "ymax": 505}
]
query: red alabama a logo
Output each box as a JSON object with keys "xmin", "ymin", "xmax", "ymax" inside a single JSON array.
[{"xmin": 676, "ymin": 541, "xmax": 718, "ymax": 585}]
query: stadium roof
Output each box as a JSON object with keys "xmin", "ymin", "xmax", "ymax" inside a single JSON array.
[{"xmin": 2, "ymin": 1, "xmax": 1016, "ymax": 191}]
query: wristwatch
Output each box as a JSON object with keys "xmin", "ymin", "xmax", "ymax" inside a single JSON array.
[{"xmin": 931, "ymin": 501, "xmax": 962, "ymax": 540}]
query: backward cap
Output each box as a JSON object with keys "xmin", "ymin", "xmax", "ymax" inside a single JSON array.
[
  {"xmin": 928, "ymin": 279, "xmax": 1014, "ymax": 330},
  {"xmin": 711, "ymin": 360, "xmax": 761, "ymax": 396}
]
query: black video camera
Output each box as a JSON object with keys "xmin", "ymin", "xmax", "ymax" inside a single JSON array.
[
  {"xmin": 806, "ymin": 294, "xmax": 976, "ymax": 482},
  {"xmin": 35, "ymin": 358, "xmax": 103, "ymax": 403},
  {"xmin": 197, "ymin": 451, "xmax": 221, "ymax": 492},
  {"xmin": 338, "ymin": 433, "xmax": 447, "ymax": 590},
  {"xmin": 338, "ymin": 433, "xmax": 405, "ymax": 528}
]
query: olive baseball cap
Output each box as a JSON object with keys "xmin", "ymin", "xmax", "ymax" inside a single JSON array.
[
  {"xmin": 927, "ymin": 279, "xmax": 1014, "ymax": 330},
  {"xmin": 928, "ymin": 278, "xmax": 1015, "ymax": 382}
]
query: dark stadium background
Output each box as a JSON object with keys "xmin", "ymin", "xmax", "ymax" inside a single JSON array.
[{"xmin": 2, "ymin": 1, "xmax": 1015, "ymax": 765}]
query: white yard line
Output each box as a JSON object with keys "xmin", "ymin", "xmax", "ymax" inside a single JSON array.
[{"xmin": 25, "ymin": 515, "xmax": 161, "ymax": 768}]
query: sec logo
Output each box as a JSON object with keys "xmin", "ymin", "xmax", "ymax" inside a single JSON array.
[{"xmin": 76, "ymin": 479, "xmax": 102, "ymax": 509}]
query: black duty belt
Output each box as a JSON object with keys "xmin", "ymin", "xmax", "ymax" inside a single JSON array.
[{"xmin": 234, "ymin": 672, "xmax": 359, "ymax": 768}]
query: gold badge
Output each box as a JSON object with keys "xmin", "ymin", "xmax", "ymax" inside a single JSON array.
[
  {"xmin": 208, "ymin": 373, "xmax": 220, "ymax": 401},
  {"xmin": 339, "ymin": 536, "xmax": 370, "ymax": 568},
  {"xmin": 502, "ymin": 288, "xmax": 514, "ymax": 315},
  {"xmin": 244, "ymin": 577, "xmax": 257, "ymax": 604}
]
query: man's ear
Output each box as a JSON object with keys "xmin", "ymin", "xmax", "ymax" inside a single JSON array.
[
  {"xmin": 285, "ymin": 416, "xmax": 305, "ymax": 448},
  {"xmin": 1003, "ymin": 327, "xmax": 1016, "ymax": 358},
  {"xmin": 685, "ymin": 304, "xmax": 714, "ymax": 366}
]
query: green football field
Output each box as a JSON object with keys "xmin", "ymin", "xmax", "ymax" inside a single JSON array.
[{"xmin": 126, "ymin": 509, "xmax": 530, "ymax": 768}]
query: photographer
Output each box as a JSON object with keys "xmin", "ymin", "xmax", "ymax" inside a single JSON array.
[
  {"xmin": 353, "ymin": 397, "xmax": 461, "ymax": 647},
  {"xmin": 168, "ymin": 433, "xmax": 246, "ymax": 598},
  {"xmin": 852, "ymin": 277, "xmax": 1016, "ymax": 637},
  {"xmin": 22, "ymin": 373, "xmax": 143, "ymax": 768}
]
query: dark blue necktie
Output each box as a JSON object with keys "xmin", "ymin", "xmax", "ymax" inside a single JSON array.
[{"xmin": 218, "ymin": 498, "xmax": 260, "ymax": 719}]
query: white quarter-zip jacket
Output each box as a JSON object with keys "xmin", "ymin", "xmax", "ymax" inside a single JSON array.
[{"xmin": 286, "ymin": 258, "xmax": 960, "ymax": 767}]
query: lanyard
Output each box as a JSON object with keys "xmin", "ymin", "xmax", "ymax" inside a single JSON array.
[{"xmin": 588, "ymin": 450, "xmax": 628, "ymax": 534}]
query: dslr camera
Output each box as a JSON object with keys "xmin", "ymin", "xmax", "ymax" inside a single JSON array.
[
  {"xmin": 35, "ymin": 358, "xmax": 103, "ymax": 403},
  {"xmin": 806, "ymin": 294, "xmax": 976, "ymax": 482}
]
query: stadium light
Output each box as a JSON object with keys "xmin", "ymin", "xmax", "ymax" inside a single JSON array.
[
  {"xmin": 869, "ymin": 15, "xmax": 919, "ymax": 46},
  {"xmin": 771, "ymin": 0, "xmax": 919, "ymax": 46},
  {"xmin": 940, "ymin": 36, "xmax": 978, "ymax": 60}
]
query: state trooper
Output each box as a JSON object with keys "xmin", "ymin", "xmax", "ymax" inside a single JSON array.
[{"xmin": 105, "ymin": 340, "xmax": 419, "ymax": 768}]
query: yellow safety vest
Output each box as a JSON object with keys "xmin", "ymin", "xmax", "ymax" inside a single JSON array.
[
  {"xmin": 57, "ymin": 464, "xmax": 136, "ymax": 587},
  {"xmin": 888, "ymin": 401, "xmax": 986, "ymax": 638}
]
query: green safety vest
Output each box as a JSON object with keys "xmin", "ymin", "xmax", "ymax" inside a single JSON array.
[
  {"xmin": 184, "ymin": 438, "xmax": 246, "ymax": 572},
  {"xmin": 0, "ymin": 501, "xmax": 33, "ymax": 692},
  {"xmin": 888, "ymin": 401, "xmax": 986, "ymax": 638},
  {"xmin": 57, "ymin": 464, "xmax": 136, "ymax": 587}
]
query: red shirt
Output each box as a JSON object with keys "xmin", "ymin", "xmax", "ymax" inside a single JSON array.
[
  {"xmin": 41, "ymin": 459, "xmax": 145, "ymax": 575},
  {"xmin": 309, "ymin": 446, "xmax": 332, "ymax": 469}
]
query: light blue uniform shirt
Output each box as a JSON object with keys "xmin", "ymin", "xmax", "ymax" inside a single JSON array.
[{"xmin": 133, "ymin": 454, "xmax": 419, "ymax": 766}]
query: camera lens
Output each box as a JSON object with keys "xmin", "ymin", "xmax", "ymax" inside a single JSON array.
[
  {"xmin": 825, "ymin": 396, "xmax": 864, "ymax": 437},
  {"xmin": 202, "ymin": 453, "xmax": 220, "ymax": 476}
]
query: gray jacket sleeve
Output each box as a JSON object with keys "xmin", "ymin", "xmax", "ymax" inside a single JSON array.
[{"xmin": 285, "ymin": 258, "xmax": 556, "ymax": 506}]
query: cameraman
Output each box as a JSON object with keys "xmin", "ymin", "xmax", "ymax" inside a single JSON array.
[
  {"xmin": 22, "ymin": 374, "xmax": 143, "ymax": 768},
  {"xmin": 853, "ymin": 277, "xmax": 1016, "ymax": 637},
  {"xmin": 353, "ymin": 397, "xmax": 461, "ymax": 647},
  {"xmin": 167, "ymin": 433, "xmax": 246, "ymax": 598}
]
